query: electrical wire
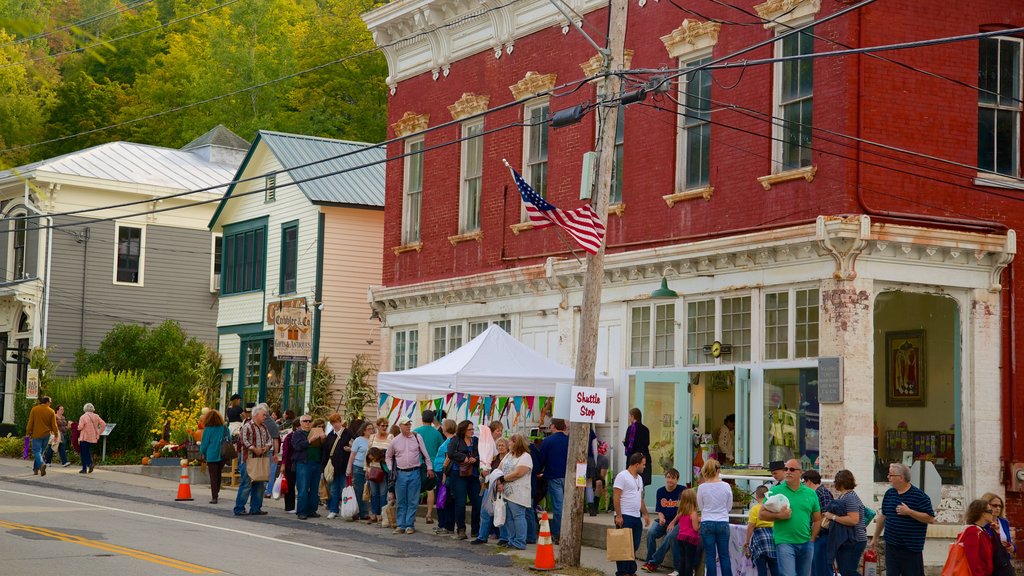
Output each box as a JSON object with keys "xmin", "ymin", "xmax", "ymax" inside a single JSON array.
[{"xmin": 0, "ymin": 0, "xmax": 156, "ymax": 48}]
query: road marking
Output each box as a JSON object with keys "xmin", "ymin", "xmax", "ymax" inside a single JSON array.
[
  {"xmin": 0, "ymin": 519, "xmax": 221, "ymax": 574},
  {"xmin": 0, "ymin": 488, "xmax": 377, "ymax": 563}
]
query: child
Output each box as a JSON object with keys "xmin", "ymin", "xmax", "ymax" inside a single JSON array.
[
  {"xmin": 745, "ymin": 485, "xmax": 778, "ymax": 576},
  {"xmin": 642, "ymin": 468, "xmax": 684, "ymax": 572},
  {"xmin": 672, "ymin": 488, "xmax": 701, "ymax": 576},
  {"xmin": 365, "ymin": 447, "xmax": 388, "ymax": 525}
]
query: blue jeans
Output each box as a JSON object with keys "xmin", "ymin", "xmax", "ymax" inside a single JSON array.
[
  {"xmin": 755, "ymin": 555, "xmax": 780, "ymax": 576},
  {"xmin": 835, "ymin": 540, "xmax": 866, "ymax": 576},
  {"xmin": 79, "ymin": 441, "xmax": 93, "ymax": 472},
  {"xmin": 326, "ymin": 470, "xmax": 346, "ymax": 514},
  {"xmin": 295, "ymin": 460, "xmax": 321, "ymax": 517},
  {"xmin": 777, "ymin": 541, "xmax": 814, "ymax": 576},
  {"xmin": 646, "ymin": 521, "xmax": 679, "ymax": 566},
  {"xmin": 31, "ymin": 437, "xmax": 48, "ymax": 472},
  {"xmin": 369, "ymin": 477, "xmax": 387, "ymax": 516},
  {"xmin": 352, "ymin": 466, "xmax": 369, "ymax": 518},
  {"xmin": 813, "ymin": 534, "xmax": 831, "ymax": 576},
  {"xmin": 264, "ymin": 460, "xmax": 278, "ymax": 497},
  {"xmin": 527, "ymin": 505, "xmax": 538, "ymax": 543},
  {"xmin": 233, "ymin": 460, "xmax": 267, "ymax": 515},
  {"xmin": 44, "ymin": 437, "xmax": 68, "ymax": 464},
  {"xmin": 395, "ymin": 469, "xmax": 421, "ymax": 530},
  {"xmin": 548, "ymin": 477, "xmax": 564, "ymax": 538},
  {"xmin": 701, "ymin": 520, "xmax": 733, "ymax": 576},
  {"xmin": 616, "ymin": 514, "xmax": 643, "ymax": 576},
  {"xmin": 476, "ymin": 487, "xmax": 510, "ymax": 542},
  {"xmin": 506, "ymin": 500, "xmax": 529, "ymax": 549},
  {"xmin": 452, "ymin": 473, "xmax": 481, "ymax": 535}
]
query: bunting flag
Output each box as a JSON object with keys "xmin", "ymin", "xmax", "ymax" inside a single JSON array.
[
  {"xmin": 388, "ymin": 397, "xmax": 401, "ymax": 417},
  {"xmin": 469, "ymin": 395, "xmax": 480, "ymax": 415},
  {"xmin": 483, "ymin": 396, "xmax": 494, "ymax": 421},
  {"xmin": 498, "ymin": 397, "xmax": 508, "ymax": 418},
  {"xmin": 434, "ymin": 397, "xmax": 443, "ymax": 414},
  {"xmin": 512, "ymin": 396, "xmax": 522, "ymax": 417},
  {"xmin": 407, "ymin": 401, "xmax": 417, "ymax": 418},
  {"xmin": 456, "ymin": 394, "xmax": 468, "ymax": 414},
  {"xmin": 419, "ymin": 400, "xmax": 430, "ymax": 415},
  {"xmin": 525, "ymin": 396, "xmax": 535, "ymax": 415},
  {"xmin": 378, "ymin": 393, "xmax": 389, "ymax": 409}
]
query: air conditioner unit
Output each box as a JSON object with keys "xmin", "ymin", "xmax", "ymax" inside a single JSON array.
[{"xmin": 212, "ymin": 273, "xmax": 221, "ymax": 293}]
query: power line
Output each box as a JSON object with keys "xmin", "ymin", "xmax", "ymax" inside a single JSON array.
[
  {"xmin": 0, "ymin": 0, "xmax": 245, "ymax": 72},
  {"xmin": 0, "ymin": 0, "xmax": 156, "ymax": 48}
]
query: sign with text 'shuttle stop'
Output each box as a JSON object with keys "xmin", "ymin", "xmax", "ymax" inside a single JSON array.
[
  {"xmin": 274, "ymin": 307, "xmax": 312, "ymax": 361},
  {"xmin": 570, "ymin": 386, "xmax": 607, "ymax": 423}
]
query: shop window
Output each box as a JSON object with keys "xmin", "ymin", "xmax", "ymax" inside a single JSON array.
[
  {"xmin": 795, "ymin": 288, "xmax": 819, "ymax": 357},
  {"xmin": 764, "ymin": 367, "xmax": 820, "ymax": 469},
  {"xmin": 630, "ymin": 304, "xmax": 676, "ymax": 367},
  {"xmin": 393, "ymin": 328, "xmax": 419, "ymax": 371},
  {"xmin": 873, "ymin": 292, "xmax": 960, "ymax": 484},
  {"xmin": 764, "ymin": 288, "xmax": 819, "ymax": 360},
  {"xmin": 433, "ymin": 324, "xmax": 464, "ymax": 360},
  {"xmin": 721, "ymin": 296, "xmax": 751, "ymax": 362},
  {"xmin": 285, "ymin": 361, "xmax": 307, "ymax": 413},
  {"xmin": 469, "ymin": 318, "xmax": 511, "ymax": 339},
  {"xmin": 243, "ymin": 340, "xmax": 262, "ymax": 405},
  {"xmin": 687, "ymin": 299, "xmax": 715, "ymax": 364},
  {"xmin": 764, "ymin": 291, "xmax": 789, "ymax": 359}
]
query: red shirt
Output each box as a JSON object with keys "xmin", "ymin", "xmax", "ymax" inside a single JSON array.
[{"xmin": 960, "ymin": 524, "xmax": 992, "ymax": 576}]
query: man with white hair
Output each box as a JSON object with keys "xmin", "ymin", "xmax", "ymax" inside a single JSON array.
[
  {"xmin": 233, "ymin": 403, "xmax": 273, "ymax": 516},
  {"xmin": 870, "ymin": 462, "xmax": 935, "ymax": 576},
  {"xmin": 385, "ymin": 416, "xmax": 434, "ymax": 534}
]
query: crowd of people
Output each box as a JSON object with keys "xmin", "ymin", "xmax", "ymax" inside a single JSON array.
[{"xmin": 25, "ymin": 396, "xmax": 107, "ymax": 476}]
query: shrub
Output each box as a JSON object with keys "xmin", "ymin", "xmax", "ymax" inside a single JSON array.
[
  {"xmin": 0, "ymin": 434, "xmax": 25, "ymax": 458},
  {"xmin": 49, "ymin": 371, "xmax": 163, "ymax": 454}
]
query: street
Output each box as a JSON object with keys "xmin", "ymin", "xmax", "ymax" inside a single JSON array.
[{"xmin": 0, "ymin": 458, "xmax": 524, "ymax": 575}]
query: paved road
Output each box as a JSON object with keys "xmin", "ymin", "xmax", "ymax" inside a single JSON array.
[{"xmin": 0, "ymin": 458, "xmax": 524, "ymax": 575}]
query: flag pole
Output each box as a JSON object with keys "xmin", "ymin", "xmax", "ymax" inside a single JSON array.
[{"xmin": 502, "ymin": 159, "xmax": 584, "ymax": 265}]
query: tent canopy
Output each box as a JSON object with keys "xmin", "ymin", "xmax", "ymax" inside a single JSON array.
[{"xmin": 377, "ymin": 325, "xmax": 614, "ymax": 399}]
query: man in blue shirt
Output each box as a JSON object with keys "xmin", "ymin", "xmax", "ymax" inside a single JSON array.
[
  {"xmin": 641, "ymin": 468, "xmax": 683, "ymax": 572},
  {"xmin": 870, "ymin": 463, "xmax": 935, "ymax": 576},
  {"xmin": 537, "ymin": 418, "xmax": 569, "ymax": 544}
]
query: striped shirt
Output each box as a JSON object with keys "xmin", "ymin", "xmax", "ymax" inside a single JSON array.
[
  {"xmin": 239, "ymin": 420, "xmax": 273, "ymax": 461},
  {"xmin": 880, "ymin": 485, "xmax": 934, "ymax": 552}
]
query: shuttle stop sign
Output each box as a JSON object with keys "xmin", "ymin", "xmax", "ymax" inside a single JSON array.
[{"xmin": 570, "ymin": 386, "xmax": 607, "ymax": 423}]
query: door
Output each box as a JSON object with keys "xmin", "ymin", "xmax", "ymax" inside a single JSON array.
[
  {"xmin": 734, "ymin": 367, "xmax": 750, "ymax": 466},
  {"xmin": 634, "ymin": 370, "xmax": 690, "ymax": 508}
]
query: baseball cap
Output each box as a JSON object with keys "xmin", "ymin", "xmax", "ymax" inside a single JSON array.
[
  {"xmin": 397, "ymin": 416, "xmax": 413, "ymax": 425},
  {"xmin": 768, "ymin": 460, "xmax": 785, "ymax": 472},
  {"xmin": 230, "ymin": 393, "xmax": 241, "ymax": 401}
]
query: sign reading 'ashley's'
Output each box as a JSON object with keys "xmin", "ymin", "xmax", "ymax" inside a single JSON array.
[{"xmin": 274, "ymin": 307, "xmax": 312, "ymax": 360}]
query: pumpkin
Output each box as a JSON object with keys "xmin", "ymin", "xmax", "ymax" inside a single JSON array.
[{"xmin": 141, "ymin": 456, "xmax": 151, "ymax": 465}]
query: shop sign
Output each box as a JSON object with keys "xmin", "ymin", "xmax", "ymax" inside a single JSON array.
[
  {"xmin": 26, "ymin": 368, "xmax": 39, "ymax": 399},
  {"xmin": 818, "ymin": 357, "xmax": 843, "ymax": 403},
  {"xmin": 274, "ymin": 307, "xmax": 312, "ymax": 360},
  {"xmin": 267, "ymin": 297, "xmax": 307, "ymax": 324},
  {"xmin": 570, "ymin": 385, "xmax": 607, "ymax": 423}
]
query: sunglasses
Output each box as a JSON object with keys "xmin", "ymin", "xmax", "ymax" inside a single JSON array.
[
  {"xmin": 300, "ymin": 419, "xmax": 311, "ymax": 423},
  {"xmin": 986, "ymin": 509, "xmax": 995, "ymax": 514},
  {"xmin": 784, "ymin": 467, "xmax": 801, "ymax": 472}
]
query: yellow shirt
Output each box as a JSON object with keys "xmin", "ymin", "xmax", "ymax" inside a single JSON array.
[
  {"xmin": 26, "ymin": 404, "xmax": 58, "ymax": 439},
  {"xmin": 748, "ymin": 503, "xmax": 774, "ymax": 528}
]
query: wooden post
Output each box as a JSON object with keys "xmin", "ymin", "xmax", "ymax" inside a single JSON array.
[{"xmin": 558, "ymin": 0, "xmax": 628, "ymax": 567}]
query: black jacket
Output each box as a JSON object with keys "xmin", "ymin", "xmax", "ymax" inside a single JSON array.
[
  {"xmin": 446, "ymin": 436, "xmax": 480, "ymax": 476},
  {"xmin": 323, "ymin": 428, "xmax": 354, "ymax": 472}
]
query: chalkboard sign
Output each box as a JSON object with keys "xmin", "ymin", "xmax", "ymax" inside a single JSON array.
[{"xmin": 818, "ymin": 357, "xmax": 843, "ymax": 403}]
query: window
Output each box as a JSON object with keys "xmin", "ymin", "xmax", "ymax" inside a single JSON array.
[
  {"xmin": 687, "ymin": 299, "xmax": 715, "ymax": 364},
  {"xmin": 432, "ymin": 324, "xmax": 464, "ymax": 360},
  {"xmin": 280, "ymin": 222, "xmax": 298, "ymax": 294},
  {"xmin": 978, "ymin": 36, "xmax": 1022, "ymax": 176},
  {"xmin": 764, "ymin": 291, "xmax": 789, "ymax": 360},
  {"xmin": 403, "ymin": 138, "xmax": 424, "ymax": 244},
  {"xmin": 265, "ymin": 174, "xmax": 277, "ymax": 203},
  {"xmin": 776, "ymin": 29, "xmax": 814, "ymax": 171},
  {"xmin": 460, "ymin": 122, "xmax": 484, "ymax": 233},
  {"xmin": 243, "ymin": 340, "xmax": 262, "ymax": 405},
  {"xmin": 629, "ymin": 304, "xmax": 676, "ymax": 367},
  {"xmin": 630, "ymin": 307, "xmax": 651, "ymax": 366},
  {"xmin": 222, "ymin": 222, "xmax": 266, "ymax": 295},
  {"xmin": 114, "ymin": 223, "xmax": 144, "ymax": 284},
  {"xmin": 795, "ymin": 288, "xmax": 819, "ymax": 358},
  {"xmin": 721, "ymin": 296, "xmax": 751, "ymax": 362},
  {"xmin": 764, "ymin": 367, "xmax": 820, "ymax": 469},
  {"xmin": 285, "ymin": 361, "xmax": 307, "ymax": 413},
  {"xmin": 596, "ymin": 89, "xmax": 626, "ymax": 203},
  {"xmin": 523, "ymin": 102, "xmax": 549, "ymax": 206},
  {"xmin": 469, "ymin": 318, "xmax": 511, "ymax": 339},
  {"xmin": 681, "ymin": 56, "xmax": 712, "ymax": 189},
  {"xmin": 211, "ymin": 234, "xmax": 222, "ymax": 292},
  {"xmin": 11, "ymin": 215, "xmax": 26, "ymax": 280},
  {"xmin": 393, "ymin": 328, "xmax": 419, "ymax": 371}
]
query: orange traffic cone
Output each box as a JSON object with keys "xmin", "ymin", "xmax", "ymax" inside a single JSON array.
[
  {"xmin": 531, "ymin": 510, "xmax": 557, "ymax": 571},
  {"xmin": 174, "ymin": 458, "xmax": 194, "ymax": 501}
]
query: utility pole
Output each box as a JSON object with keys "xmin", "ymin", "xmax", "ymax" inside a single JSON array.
[{"xmin": 558, "ymin": 0, "xmax": 628, "ymax": 567}]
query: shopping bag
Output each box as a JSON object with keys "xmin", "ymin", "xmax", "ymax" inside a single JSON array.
[
  {"xmin": 362, "ymin": 482, "xmax": 370, "ymax": 502},
  {"xmin": 280, "ymin": 475, "xmax": 289, "ymax": 494},
  {"xmin": 246, "ymin": 456, "xmax": 270, "ymax": 482},
  {"xmin": 436, "ymin": 483, "xmax": 448, "ymax": 509},
  {"xmin": 341, "ymin": 486, "xmax": 359, "ymax": 519},
  {"xmin": 941, "ymin": 529, "xmax": 973, "ymax": 576},
  {"xmin": 492, "ymin": 493, "xmax": 506, "ymax": 527},
  {"xmin": 271, "ymin": 475, "xmax": 284, "ymax": 499},
  {"xmin": 606, "ymin": 528, "xmax": 636, "ymax": 562},
  {"xmin": 319, "ymin": 477, "xmax": 330, "ymax": 502}
]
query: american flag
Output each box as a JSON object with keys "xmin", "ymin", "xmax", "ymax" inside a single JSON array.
[{"xmin": 509, "ymin": 166, "xmax": 606, "ymax": 255}]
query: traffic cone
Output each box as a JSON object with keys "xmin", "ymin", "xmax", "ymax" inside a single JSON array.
[
  {"xmin": 531, "ymin": 510, "xmax": 557, "ymax": 571},
  {"xmin": 174, "ymin": 458, "xmax": 194, "ymax": 501}
]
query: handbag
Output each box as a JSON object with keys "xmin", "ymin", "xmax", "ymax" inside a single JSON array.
[
  {"xmin": 436, "ymin": 483, "xmax": 448, "ymax": 509},
  {"xmin": 323, "ymin": 435, "xmax": 341, "ymax": 483},
  {"xmin": 941, "ymin": 527, "xmax": 975, "ymax": 576},
  {"xmin": 367, "ymin": 465, "xmax": 385, "ymax": 483},
  {"xmin": 271, "ymin": 475, "xmax": 284, "ymax": 499},
  {"xmin": 459, "ymin": 461, "xmax": 474, "ymax": 477},
  {"xmin": 362, "ymin": 482, "xmax": 370, "ymax": 502},
  {"xmin": 492, "ymin": 492, "xmax": 506, "ymax": 527},
  {"xmin": 246, "ymin": 455, "xmax": 270, "ymax": 482},
  {"xmin": 220, "ymin": 425, "xmax": 237, "ymax": 461},
  {"xmin": 606, "ymin": 527, "xmax": 636, "ymax": 561}
]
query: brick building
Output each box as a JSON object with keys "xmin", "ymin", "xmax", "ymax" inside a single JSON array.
[{"xmin": 363, "ymin": 0, "xmax": 1024, "ymax": 556}]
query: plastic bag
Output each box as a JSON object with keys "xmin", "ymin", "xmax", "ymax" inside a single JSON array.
[
  {"xmin": 341, "ymin": 485, "xmax": 359, "ymax": 519},
  {"xmin": 436, "ymin": 483, "xmax": 448, "ymax": 509},
  {"xmin": 492, "ymin": 492, "xmax": 506, "ymax": 527},
  {"xmin": 272, "ymin": 475, "xmax": 284, "ymax": 499},
  {"xmin": 763, "ymin": 493, "xmax": 790, "ymax": 512}
]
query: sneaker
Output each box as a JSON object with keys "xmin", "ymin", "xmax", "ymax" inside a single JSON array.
[
  {"xmin": 297, "ymin": 515, "xmax": 308, "ymax": 520},
  {"xmin": 453, "ymin": 531, "xmax": 467, "ymax": 541},
  {"xmin": 308, "ymin": 513, "xmax": 321, "ymax": 518},
  {"xmin": 327, "ymin": 512, "xmax": 337, "ymax": 519},
  {"xmin": 668, "ymin": 572, "xmax": 679, "ymax": 576},
  {"xmin": 40, "ymin": 464, "xmax": 46, "ymax": 477},
  {"xmin": 471, "ymin": 539, "xmax": 485, "ymax": 545},
  {"xmin": 405, "ymin": 528, "xmax": 415, "ymax": 534},
  {"xmin": 434, "ymin": 528, "xmax": 451, "ymax": 535},
  {"xmin": 251, "ymin": 511, "xmax": 268, "ymax": 516},
  {"xmin": 62, "ymin": 462, "xmax": 70, "ymax": 467},
  {"xmin": 641, "ymin": 562, "xmax": 658, "ymax": 573},
  {"xmin": 392, "ymin": 528, "xmax": 403, "ymax": 534}
]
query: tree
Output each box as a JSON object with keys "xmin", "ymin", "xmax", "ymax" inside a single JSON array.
[
  {"xmin": 0, "ymin": 29, "xmax": 54, "ymax": 167},
  {"xmin": 75, "ymin": 320, "xmax": 208, "ymax": 407}
]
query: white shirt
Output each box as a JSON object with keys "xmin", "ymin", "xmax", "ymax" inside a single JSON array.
[
  {"xmin": 614, "ymin": 469, "xmax": 644, "ymax": 517},
  {"xmin": 501, "ymin": 452, "xmax": 534, "ymax": 508},
  {"xmin": 697, "ymin": 480, "xmax": 733, "ymax": 522}
]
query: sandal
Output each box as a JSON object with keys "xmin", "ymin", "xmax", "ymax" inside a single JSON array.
[{"xmin": 425, "ymin": 518, "xmax": 434, "ymax": 524}]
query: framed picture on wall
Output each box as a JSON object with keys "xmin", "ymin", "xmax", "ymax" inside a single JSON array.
[{"xmin": 886, "ymin": 330, "xmax": 926, "ymax": 407}]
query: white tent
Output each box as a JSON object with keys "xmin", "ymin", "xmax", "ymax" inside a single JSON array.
[{"xmin": 377, "ymin": 325, "xmax": 614, "ymax": 399}]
